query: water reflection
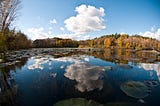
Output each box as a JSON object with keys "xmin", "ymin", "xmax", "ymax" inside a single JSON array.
[
  {"xmin": 88, "ymin": 49, "xmax": 159, "ymax": 64},
  {"xmin": 27, "ymin": 56, "xmax": 48, "ymax": 70},
  {"xmin": 139, "ymin": 63, "xmax": 160, "ymax": 81},
  {"xmin": 0, "ymin": 48, "xmax": 160, "ymax": 106},
  {"xmin": 64, "ymin": 62, "xmax": 106, "ymax": 92},
  {"xmin": 0, "ymin": 57, "xmax": 28, "ymax": 106}
]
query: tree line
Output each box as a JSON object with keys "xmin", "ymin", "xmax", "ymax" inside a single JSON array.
[
  {"xmin": 33, "ymin": 38, "xmax": 79, "ymax": 48},
  {"xmin": 32, "ymin": 33, "xmax": 160, "ymax": 51},
  {"xmin": 78, "ymin": 33, "xmax": 160, "ymax": 50}
]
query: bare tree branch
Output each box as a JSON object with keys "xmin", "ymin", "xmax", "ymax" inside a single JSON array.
[{"xmin": 0, "ymin": 0, "xmax": 21, "ymax": 32}]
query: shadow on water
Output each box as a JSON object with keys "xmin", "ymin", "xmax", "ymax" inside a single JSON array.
[{"xmin": 0, "ymin": 48, "xmax": 160, "ymax": 106}]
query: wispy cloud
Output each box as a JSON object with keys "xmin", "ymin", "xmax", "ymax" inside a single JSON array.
[
  {"xmin": 55, "ymin": 33, "xmax": 90, "ymax": 40},
  {"xmin": 50, "ymin": 19, "xmax": 57, "ymax": 24},
  {"xmin": 27, "ymin": 27, "xmax": 50, "ymax": 40},
  {"xmin": 27, "ymin": 27, "xmax": 90, "ymax": 40},
  {"xmin": 64, "ymin": 4, "xmax": 106, "ymax": 34},
  {"xmin": 151, "ymin": 25, "xmax": 155, "ymax": 32},
  {"xmin": 49, "ymin": 27, "xmax": 53, "ymax": 30},
  {"xmin": 60, "ymin": 27, "xmax": 65, "ymax": 31},
  {"xmin": 48, "ymin": 31, "xmax": 52, "ymax": 35}
]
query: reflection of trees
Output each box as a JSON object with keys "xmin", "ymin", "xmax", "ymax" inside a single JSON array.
[
  {"xmin": 87, "ymin": 49, "xmax": 158, "ymax": 64},
  {"xmin": 0, "ymin": 70, "xmax": 18, "ymax": 106},
  {"xmin": 0, "ymin": 57, "xmax": 28, "ymax": 106}
]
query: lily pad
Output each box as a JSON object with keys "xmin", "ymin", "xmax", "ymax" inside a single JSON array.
[
  {"xmin": 54, "ymin": 98, "xmax": 102, "ymax": 106},
  {"xmin": 120, "ymin": 81, "xmax": 149, "ymax": 99}
]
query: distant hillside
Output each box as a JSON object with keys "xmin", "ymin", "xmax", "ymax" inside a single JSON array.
[
  {"xmin": 33, "ymin": 37, "xmax": 79, "ymax": 48},
  {"xmin": 78, "ymin": 33, "xmax": 160, "ymax": 50},
  {"xmin": 33, "ymin": 33, "xmax": 160, "ymax": 50}
]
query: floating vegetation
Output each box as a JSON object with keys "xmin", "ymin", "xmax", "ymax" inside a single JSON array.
[
  {"xmin": 120, "ymin": 81, "xmax": 149, "ymax": 99},
  {"xmin": 144, "ymin": 80, "xmax": 159, "ymax": 88},
  {"xmin": 54, "ymin": 98, "xmax": 102, "ymax": 106}
]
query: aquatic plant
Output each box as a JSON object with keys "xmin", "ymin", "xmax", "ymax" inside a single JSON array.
[{"xmin": 120, "ymin": 81, "xmax": 149, "ymax": 99}]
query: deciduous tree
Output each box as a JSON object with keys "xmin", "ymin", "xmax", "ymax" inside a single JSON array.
[{"xmin": 0, "ymin": 0, "xmax": 21, "ymax": 31}]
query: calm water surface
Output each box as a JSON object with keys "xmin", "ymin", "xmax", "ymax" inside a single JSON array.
[{"xmin": 0, "ymin": 49, "xmax": 160, "ymax": 106}]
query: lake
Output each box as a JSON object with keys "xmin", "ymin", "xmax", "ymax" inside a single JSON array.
[{"xmin": 0, "ymin": 48, "xmax": 160, "ymax": 106}]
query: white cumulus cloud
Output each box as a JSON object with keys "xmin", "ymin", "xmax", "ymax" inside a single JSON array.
[
  {"xmin": 139, "ymin": 27, "xmax": 160, "ymax": 40},
  {"xmin": 64, "ymin": 4, "xmax": 106, "ymax": 34}
]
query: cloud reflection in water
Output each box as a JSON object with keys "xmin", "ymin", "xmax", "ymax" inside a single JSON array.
[
  {"xmin": 139, "ymin": 63, "xmax": 160, "ymax": 81},
  {"xmin": 64, "ymin": 62, "xmax": 106, "ymax": 92},
  {"xmin": 28, "ymin": 56, "xmax": 50, "ymax": 70}
]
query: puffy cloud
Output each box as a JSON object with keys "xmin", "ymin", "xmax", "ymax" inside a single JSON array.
[
  {"xmin": 64, "ymin": 62, "xmax": 106, "ymax": 92},
  {"xmin": 27, "ymin": 27, "xmax": 49, "ymax": 40},
  {"xmin": 64, "ymin": 5, "xmax": 106, "ymax": 34},
  {"xmin": 140, "ymin": 28, "xmax": 160, "ymax": 40},
  {"xmin": 50, "ymin": 19, "xmax": 57, "ymax": 24}
]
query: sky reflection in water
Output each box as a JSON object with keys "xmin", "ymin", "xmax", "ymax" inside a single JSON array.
[{"xmin": 4, "ymin": 54, "xmax": 160, "ymax": 106}]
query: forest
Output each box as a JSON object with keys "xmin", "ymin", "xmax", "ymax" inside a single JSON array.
[
  {"xmin": 32, "ymin": 33, "xmax": 160, "ymax": 51},
  {"xmin": 1, "ymin": 29, "xmax": 160, "ymax": 51},
  {"xmin": 78, "ymin": 33, "xmax": 160, "ymax": 50}
]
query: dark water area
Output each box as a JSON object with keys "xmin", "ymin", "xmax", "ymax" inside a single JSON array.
[{"xmin": 0, "ymin": 48, "xmax": 160, "ymax": 106}]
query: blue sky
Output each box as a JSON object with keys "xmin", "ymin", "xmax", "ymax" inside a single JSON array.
[{"xmin": 16, "ymin": 0, "xmax": 160, "ymax": 40}]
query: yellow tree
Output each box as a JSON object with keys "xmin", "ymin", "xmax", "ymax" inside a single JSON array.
[{"xmin": 104, "ymin": 37, "xmax": 112, "ymax": 48}]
